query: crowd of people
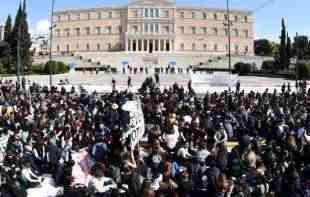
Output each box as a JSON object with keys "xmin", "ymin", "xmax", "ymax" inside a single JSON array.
[{"xmin": 0, "ymin": 77, "xmax": 310, "ymax": 197}]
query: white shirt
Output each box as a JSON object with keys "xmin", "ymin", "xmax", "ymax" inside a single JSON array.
[
  {"xmin": 163, "ymin": 126, "xmax": 179, "ymax": 149},
  {"xmin": 22, "ymin": 168, "xmax": 41, "ymax": 183},
  {"xmin": 197, "ymin": 149, "xmax": 210, "ymax": 162},
  {"xmin": 89, "ymin": 176, "xmax": 117, "ymax": 193},
  {"xmin": 177, "ymin": 147, "xmax": 192, "ymax": 159},
  {"xmin": 151, "ymin": 174, "xmax": 163, "ymax": 191}
]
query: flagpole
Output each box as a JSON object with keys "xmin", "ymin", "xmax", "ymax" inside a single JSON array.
[{"xmin": 49, "ymin": 0, "xmax": 55, "ymax": 88}]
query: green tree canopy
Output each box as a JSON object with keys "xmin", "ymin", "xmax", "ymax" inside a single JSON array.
[
  {"xmin": 293, "ymin": 35, "xmax": 309, "ymax": 59},
  {"xmin": 254, "ymin": 39, "xmax": 274, "ymax": 56}
]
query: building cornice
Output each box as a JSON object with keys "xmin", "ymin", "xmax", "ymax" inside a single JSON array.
[
  {"xmin": 176, "ymin": 6, "xmax": 252, "ymax": 15},
  {"xmin": 55, "ymin": 5, "xmax": 252, "ymax": 15},
  {"xmin": 56, "ymin": 6, "xmax": 127, "ymax": 15}
]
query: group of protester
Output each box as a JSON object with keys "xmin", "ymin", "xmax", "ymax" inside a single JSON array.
[{"xmin": 0, "ymin": 77, "xmax": 310, "ymax": 197}]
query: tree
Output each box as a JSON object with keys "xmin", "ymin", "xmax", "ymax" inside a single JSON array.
[
  {"xmin": 285, "ymin": 33, "xmax": 291, "ymax": 69},
  {"xmin": 20, "ymin": 0, "xmax": 32, "ymax": 72},
  {"xmin": 279, "ymin": 18, "xmax": 287, "ymax": 69},
  {"xmin": 254, "ymin": 39, "xmax": 274, "ymax": 56},
  {"xmin": 271, "ymin": 42, "xmax": 280, "ymax": 58},
  {"xmin": 4, "ymin": 15, "xmax": 12, "ymax": 42},
  {"xmin": 293, "ymin": 35, "xmax": 309, "ymax": 59},
  {"xmin": 10, "ymin": 1, "xmax": 32, "ymax": 73},
  {"xmin": 2, "ymin": 15, "xmax": 13, "ymax": 71},
  {"xmin": 10, "ymin": 3, "xmax": 23, "ymax": 70}
]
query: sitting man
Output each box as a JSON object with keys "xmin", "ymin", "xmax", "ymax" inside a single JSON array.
[{"xmin": 21, "ymin": 161, "xmax": 43, "ymax": 188}]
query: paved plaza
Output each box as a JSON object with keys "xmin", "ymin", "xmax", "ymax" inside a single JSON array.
[{"xmin": 1, "ymin": 72, "xmax": 303, "ymax": 94}]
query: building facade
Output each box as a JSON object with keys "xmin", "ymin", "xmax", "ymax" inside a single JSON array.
[{"xmin": 53, "ymin": 0, "xmax": 254, "ymax": 55}]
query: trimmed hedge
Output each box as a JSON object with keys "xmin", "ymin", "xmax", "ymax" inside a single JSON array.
[
  {"xmin": 234, "ymin": 62, "xmax": 253, "ymax": 75},
  {"xmin": 0, "ymin": 63, "xmax": 6, "ymax": 74},
  {"xmin": 44, "ymin": 61, "xmax": 69, "ymax": 74},
  {"xmin": 32, "ymin": 61, "xmax": 69, "ymax": 75},
  {"xmin": 296, "ymin": 63, "xmax": 310, "ymax": 80},
  {"xmin": 262, "ymin": 60, "xmax": 282, "ymax": 73}
]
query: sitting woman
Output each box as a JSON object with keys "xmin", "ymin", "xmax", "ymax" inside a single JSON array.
[{"xmin": 21, "ymin": 161, "xmax": 42, "ymax": 188}]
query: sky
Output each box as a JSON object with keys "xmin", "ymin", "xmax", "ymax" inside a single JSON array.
[{"xmin": 0, "ymin": 0, "xmax": 309, "ymax": 42}]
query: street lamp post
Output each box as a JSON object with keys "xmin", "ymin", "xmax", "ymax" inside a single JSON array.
[
  {"xmin": 226, "ymin": 0, "xmax": 232, "ymax": 73},
  {"xmin": 49, "ymin": 0, "xmax": 55, "ymax": 88}
]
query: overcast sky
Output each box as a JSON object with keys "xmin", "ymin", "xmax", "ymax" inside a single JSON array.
[{"xmin": 0, "ymin": 0, "xmax": 309, "ymax": 42}]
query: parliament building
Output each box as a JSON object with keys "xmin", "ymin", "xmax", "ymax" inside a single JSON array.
[{"xmin": 52, "ymin": 0, "xmax": 254, "ymax": 56}]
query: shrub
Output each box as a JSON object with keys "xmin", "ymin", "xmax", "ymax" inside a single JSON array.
[
  {"xmin": 262, "ymin": 60, "xmax": 274, "ymax": 70},
  {"xmin": 262, "ymin": 60, "xmax": 282, "ymax": 72},
  {"xmin": 31, "ymin": 63, "xmax": 45, "ymax": 74},
  {"xmin": 234, "ymin": 62, "xmax": 252, "ymax": 75},
  {"xmin": 296, "ymin": 63, "xmax": 310, "ymax": 80},
  {"xmin": 111, "ymin": 67, "xmax": 117, "ymax": 73},
  {"xmin": 43, "ymin": 61, "xmax": 69, "ymax": 75},
  {"xmin": 0, "ymin": 63, "xmax": 6, "ymax": 74}
]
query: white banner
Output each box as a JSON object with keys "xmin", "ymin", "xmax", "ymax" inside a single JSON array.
[{"xmin": 121, "ymin": 100, "xmax": 145, "ymax": 151}]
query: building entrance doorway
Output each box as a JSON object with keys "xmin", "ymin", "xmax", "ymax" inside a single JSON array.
[
  {"xmin": 133, "ymin": 41, "xmax": 137, "ymax": 51},
  {"xmin": 149, "ymin": 42, "xmax": 153, "ymax": 53},
  {"xmin": 166, "ymin": 41, "xmax": 170, "ymax": 52}
]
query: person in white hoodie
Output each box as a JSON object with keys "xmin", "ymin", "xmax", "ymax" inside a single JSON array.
[{"xmin": 163, "ymin": 124, "xmax": 180, "ymax": 151}]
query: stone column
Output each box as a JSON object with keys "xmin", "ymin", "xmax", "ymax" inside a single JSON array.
[
  {"xmin": 164, "ymin": 40, "xmax": 167, "ymax": 52},
  {"xmin": 159, "ymin": 40, "xmax": 161, "ymax": 52},
  {"xmin": 125, "ymin": 39, "xmax": 128, "ymax": 52},
  {"xmin": 128, "ymin": 39, "xmax": 131, "ymax": 52},
  {"xmin": 142, "ymin": 39, "xmax": 144, "ymax": 52},
  {"xmin": 146, "ymin": 39, "xmax": 149, "ymax": 52}
]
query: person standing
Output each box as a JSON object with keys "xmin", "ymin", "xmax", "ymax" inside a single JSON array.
[
  {"xmin": 236, "ymin": 80, "xmax": 240, "ymax": 94},
  {"xmin": 127, "ymin": 76, "xmax": 132, "ymax": 89},
  {"xmin": 22, "ymin": 77, "xmax": 26, "ymax": 90},
  {"xmin": 155, "ymin": 73, "xmax": 160, "ymax": 86}
]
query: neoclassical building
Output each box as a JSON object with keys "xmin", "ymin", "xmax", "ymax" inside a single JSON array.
[{"xmin": 53, "ymin": 0, "xmax": 254, "ymax": 56}]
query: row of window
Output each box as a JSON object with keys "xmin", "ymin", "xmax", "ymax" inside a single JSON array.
[
  {"xmin": 178, "ymin": 11, "xmax": 248, "ymax": 22},
  {"xmin": 55, "ymin": 26, "xmax": 249, "ymax": 38},
  {"xmin": 56, "ymin": 43, "xmax": 249, "ymax": 53},
  {"xmin": 178, "ymin": 26, "xmax": 249, "ymax": 37},
  {"xmin": 55, "ymin": 26, "xmax": 122, "ymax": 37},
  {"xmin": 180, "ymin": 43, "xmax": 249, "ymax": 53},
  {"xmin": 57, "ymin": 43, "xmax": 113, "ymax": 52},
  {"xmin": 131, "ymin": 24, "xmax": 171, "ymax": 34},
  {"xmin": 56, "ymin": 10, "xmax": 249, "ymax": 23},
  {"xmin": 57, "ymin": 11, "xmax": 113, "ymax": 22}
]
